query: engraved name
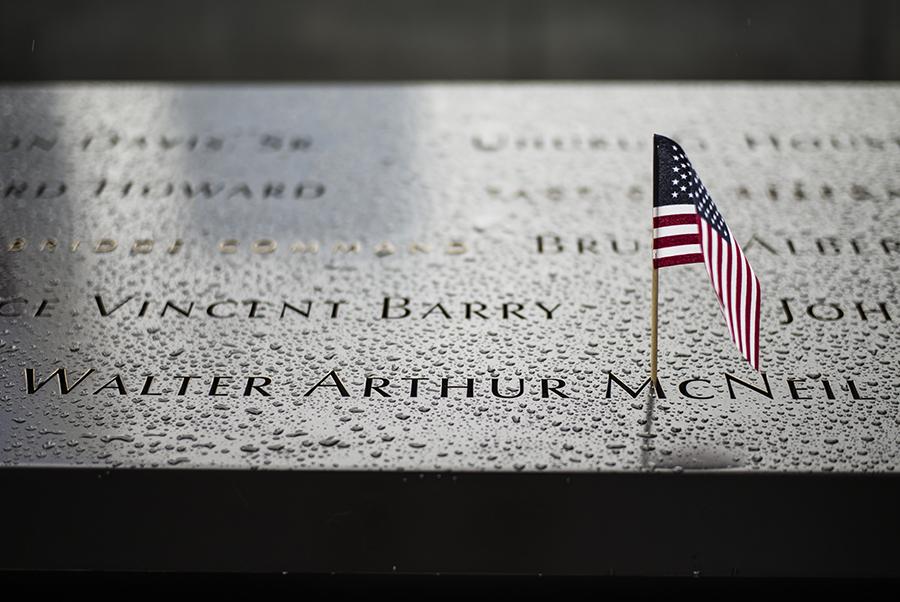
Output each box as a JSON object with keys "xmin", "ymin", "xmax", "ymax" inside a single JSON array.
[
  {"xmin": 1, "ymin": 295, "xmax": 563, "ymax": 321},
  {"xmin": 0, "ymin": 179, "xmax": 325, "ymax": 200},
  {"xmin": 536, "ymin": 235, "xmax": 900, "ymax": 257},
  {"xmin": 0, "ymin": 132, "xmax": 313, "ymax": 153},
  {"xmin": 3, "ymin": 238, "xmax": 469, "ymax": 256},
  {"xmin": 472, "ymin": 132, "xmax": 900, "ymax": 153},
  {"xmin": 22, "ymin": 368, "xmax": 877, "ymax": 402},
  {"xmin": 486, "ymin": 182, "xmax": 900, "ymax": 203}
]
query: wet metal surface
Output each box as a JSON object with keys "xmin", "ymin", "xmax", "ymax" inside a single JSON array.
[{"xmin": 0, "ymin": 84, "xmax": 898, "ymax": 472}]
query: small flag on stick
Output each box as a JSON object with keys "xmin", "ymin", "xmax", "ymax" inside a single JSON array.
[{"xmin": 650, "ymin": 134, "xmax": 762, "ymax": 378}]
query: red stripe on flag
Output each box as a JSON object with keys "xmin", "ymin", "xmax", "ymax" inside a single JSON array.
[
  {"xmin": 653, "ymin": 234, "xmax": 700, "ymax": 249},
  {"xmin": 711, "ymin": 222, "xmax": 721, "ymax": 297},
  {"xmin": 754, "ymin": 277, "xmax": 761, "ymax": 370},
  {"xmin": 715, "ymin": 232, "xmax": 725, "ymax": 325},
  {"xmin": 725, "ymin": 238, "xmax": 735, "ymax": 346},
  {"xmin": 731, "ymin": 239, "xmax": 741, "ymax": 354},
  {"xmin": 653, "ymin": 253, "xmax": 705, "ymax": 268},
  {"xmin": 653, "ymin": 214, "xmax": 698, "ymax": 228},
  {"xmin": 736, "ymin": 251, "xmax": 745, "ymax": 356},
  {"xmin": 738, "ymin": 251, "xmax": 754, "ymax": 362}
]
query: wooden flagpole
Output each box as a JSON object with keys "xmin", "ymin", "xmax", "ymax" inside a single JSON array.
[
  {"xmin": 650, "ymin": 134, "xmax": 659, "ymax": 388},
  {"xmin": 650, "ymin": 266, "xmax": 658, "ymax": 386}
]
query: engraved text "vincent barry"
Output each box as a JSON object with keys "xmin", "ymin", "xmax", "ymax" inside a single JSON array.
[{"xmin": 0, "ymin": 296, "xmax": 563, "ymax": 321}]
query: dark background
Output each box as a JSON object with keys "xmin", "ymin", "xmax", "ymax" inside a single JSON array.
[{"xmin": 2, "ymin": 0, "xmax": 899, "ymax": 81}]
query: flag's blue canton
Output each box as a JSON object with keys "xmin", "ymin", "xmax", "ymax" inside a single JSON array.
[{"xmin": 655, "ymin": 135, "xmax": 730, "ymax": 242}]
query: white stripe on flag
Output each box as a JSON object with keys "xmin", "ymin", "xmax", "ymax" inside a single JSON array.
[
  {"xmin": 700, "ymin": 219, "xmax": 711, "ymax": 279},
  {"xmin": 720, "ymin": 234, "xmax": 732, "ymax": 341},
  {"xmin": 653, "ymin": 224, "xmax": 698, "ymax": 238},
  {"xmin": 653, "ymin": 244, "xmax": 701, "ymax": 259},
  {"xmin": 729, "ymin": 236, "xmax": 740, "ymax": 353},
  {"xmin": 739, "ymin": 253, "xmax": 748, "ymax": 356},
  {"xmin": 749, "ymin": 265, "xmax": 758, "ymax": 366},
  {"xmin": 653, "ymin": 204, "xmax": 696, "ymax": 217},
  {"xmin": 710, "ymin": 223, "xmax": 720, "ymax": 296}
]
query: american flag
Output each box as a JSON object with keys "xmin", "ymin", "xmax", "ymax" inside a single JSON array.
[{"xmin": 652, "ymin": 134, "xmax": 761, "ymax": 370}]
